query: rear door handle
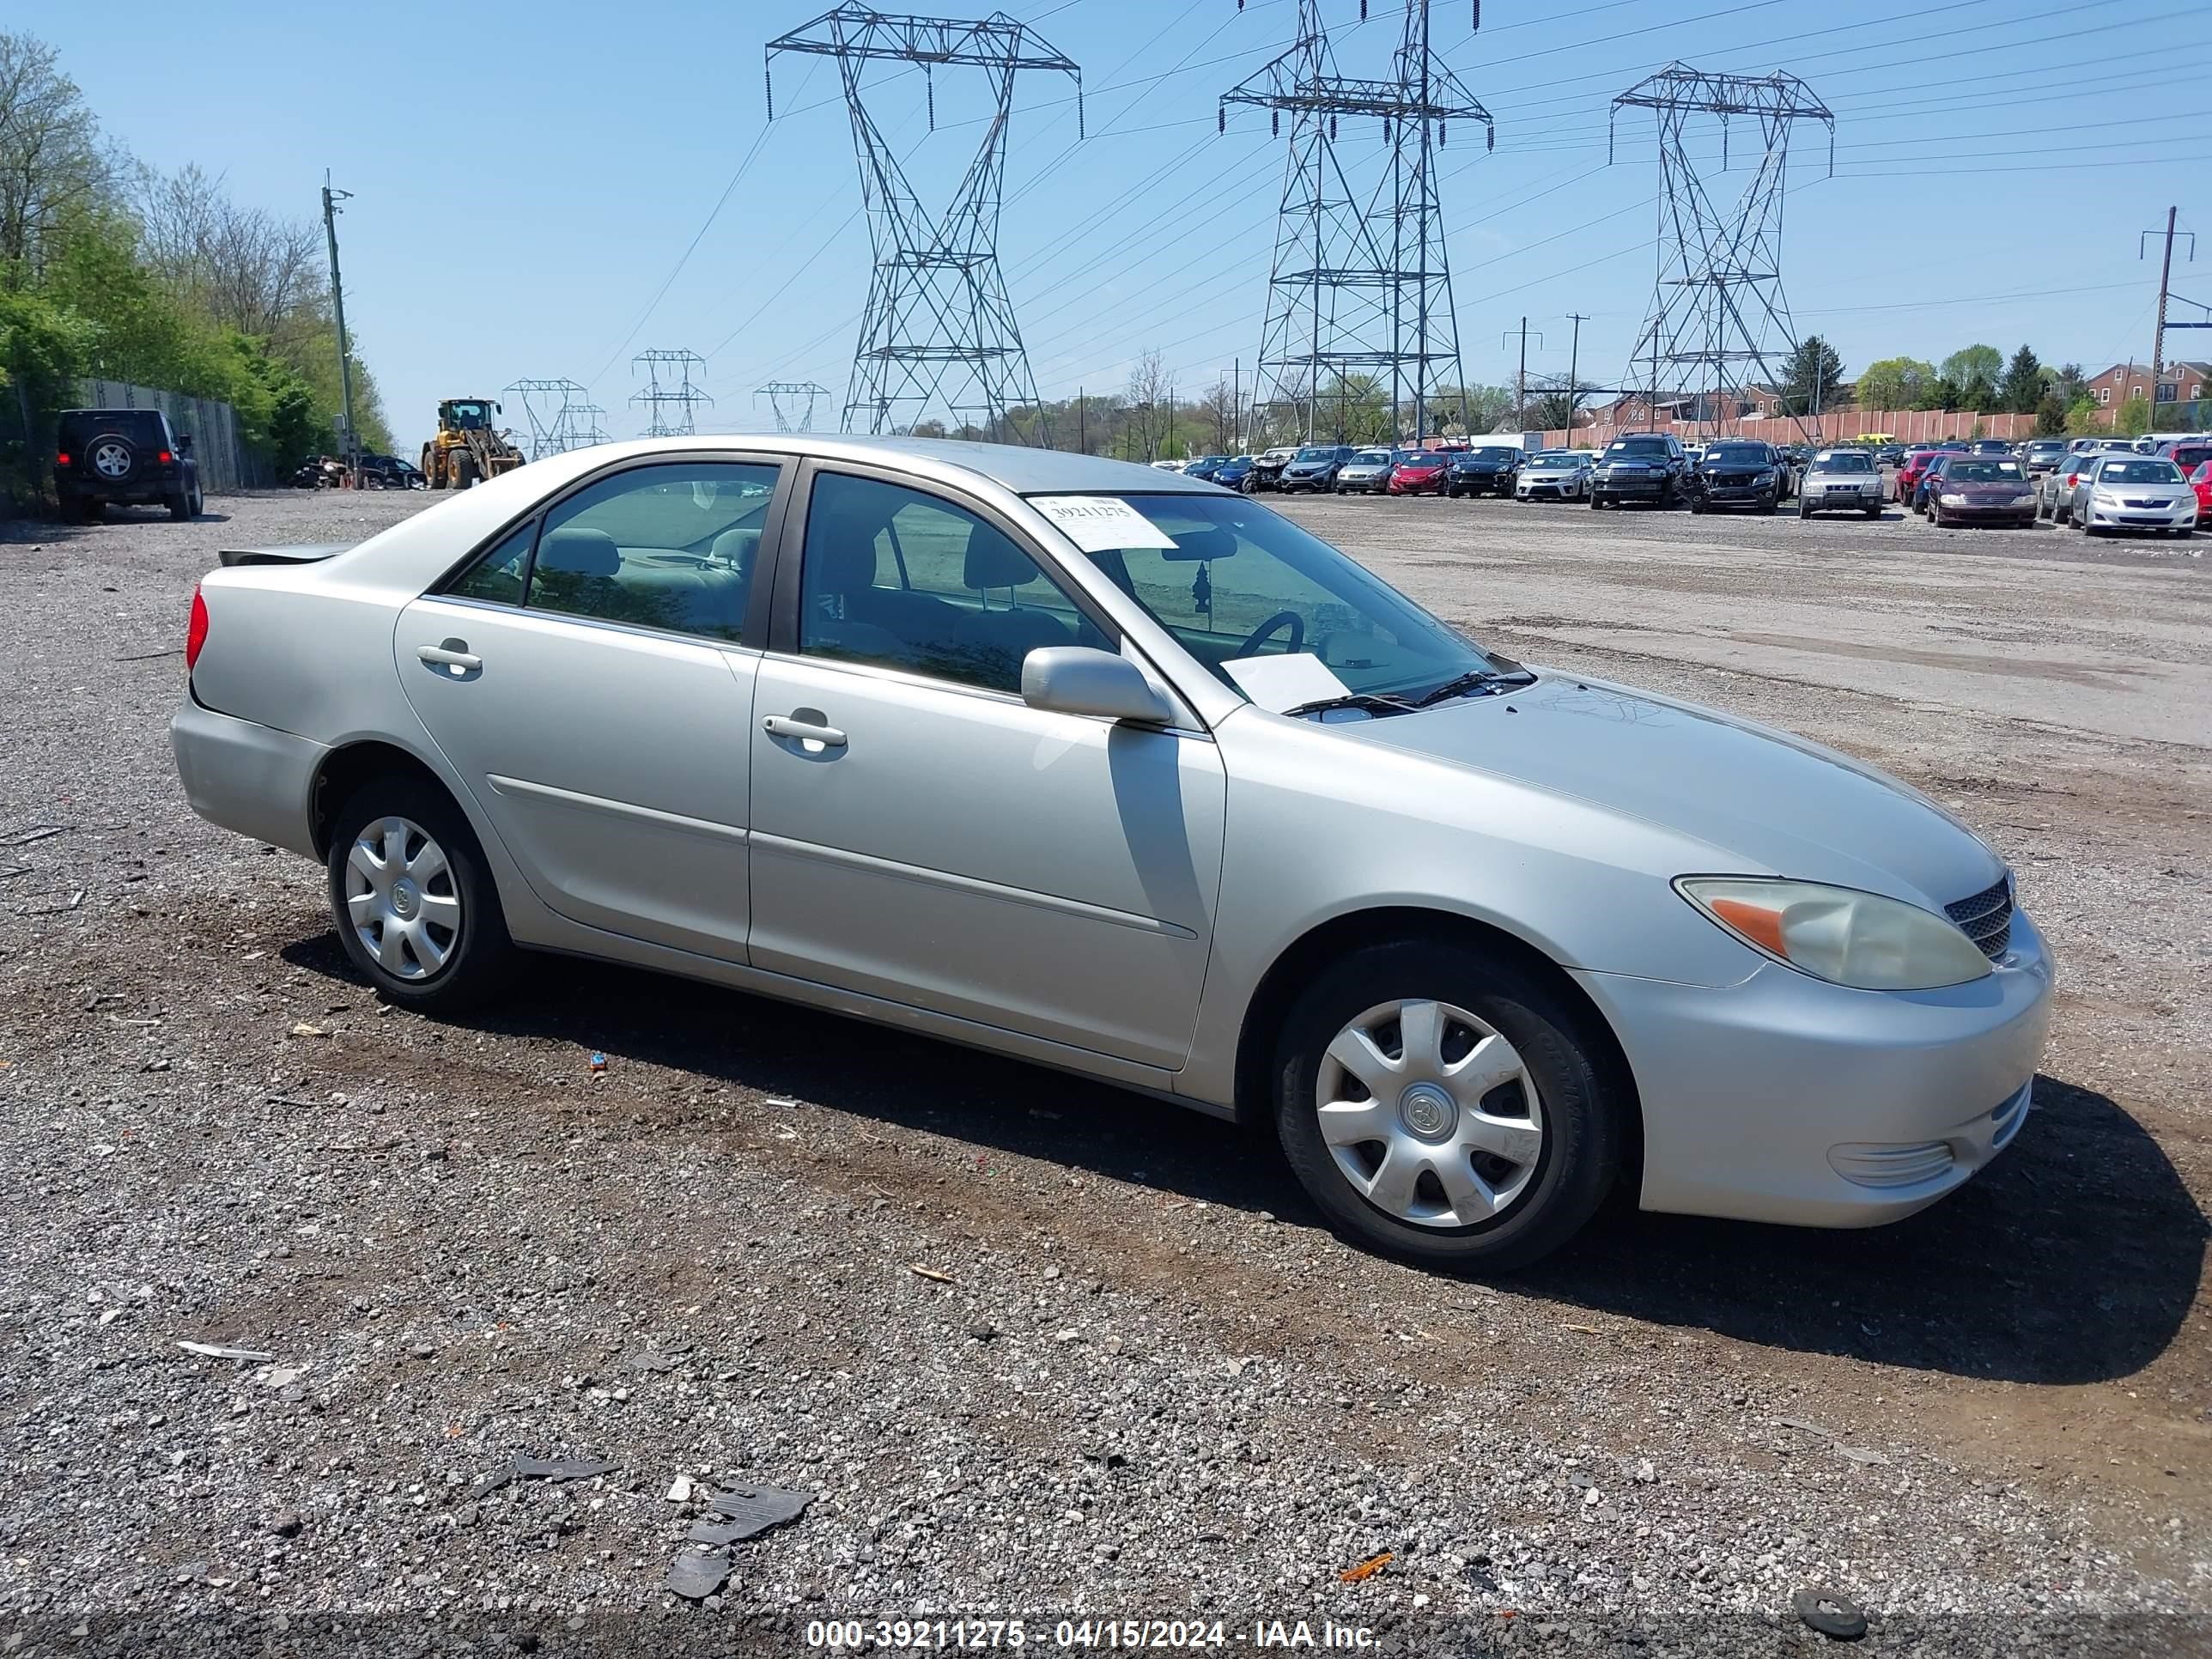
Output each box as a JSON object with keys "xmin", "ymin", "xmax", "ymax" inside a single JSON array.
[
  {"xmin": 763, "ymin": 714, "xmax": 847, "ymax": 748},
  {"xmin": 417, "ymin": 641, "xmax": 482, "ymax": 672}
]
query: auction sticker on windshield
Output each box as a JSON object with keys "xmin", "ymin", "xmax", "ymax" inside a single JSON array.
[
  {"xmin": 1220, "ymin": 651, "xmax": 1351, "ymax": 712},
  {"xmin": 1030, "ymin": 495, "xmax": 1181, "ymax": 552}
]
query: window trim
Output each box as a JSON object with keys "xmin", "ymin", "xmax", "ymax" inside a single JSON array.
[
  {"xmin": 767, "ymin": 458, "xmax": 1127, "ymax": 677},
  {"xmin": 426, "ymin": 451, "xmax": 796, "ymax": 651}
]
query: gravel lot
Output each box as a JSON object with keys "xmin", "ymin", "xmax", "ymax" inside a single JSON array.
[{"xmin": 2, "ymin": 487, "xmax": 2207, "ymax": 1655}]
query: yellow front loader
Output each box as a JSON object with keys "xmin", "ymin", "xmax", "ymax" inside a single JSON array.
[{"xmin": 420, "ymin": 398, "xmax": 525, "ymax": 489}]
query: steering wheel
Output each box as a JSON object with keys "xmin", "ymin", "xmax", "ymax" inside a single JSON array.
[{"xmin": 1237, "ymin": 610, "xmax": 1305, "ymax": 659}]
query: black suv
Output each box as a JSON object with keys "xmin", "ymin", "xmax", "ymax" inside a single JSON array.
[
  {"xmin": 56, "ymin": 408, "xmax": 202, "ymax": 521},
  {"xmin": 1690, "ymin": 439, "xmax": 1785, "ymax": 514},
  {"xmin": 1589, "ymin": 432, "xmax": 1692, "ymax": 509},
  {"xmin": 1444, "ymin": 444, "xmax": 1524, "ymax": 497}
]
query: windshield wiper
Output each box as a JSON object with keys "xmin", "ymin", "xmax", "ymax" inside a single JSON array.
[
  {"xmin": 1411, "ymin": 667, "xmax": 1537, "ymax": 708},
  {"xmin": 1281, "ymin": 692, "xmax": 1422, "ymax": 720}
]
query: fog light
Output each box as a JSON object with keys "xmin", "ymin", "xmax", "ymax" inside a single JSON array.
[{"xmin": 1827, "ymin": 1140, "xmax": 1956, "ymax": 1188}]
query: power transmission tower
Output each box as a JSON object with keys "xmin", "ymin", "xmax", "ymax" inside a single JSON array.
[
  {"xmin": 1223, "ymin": 0, "xmax": 1492, "ymax": 446},
  {"xmin": 562, "ymin": 404, "xmax": 615, "ymax": 449},
  {"xmin": 630, "ymin": 349, "xmax": 713, "ymax": 437},
  {"xmin": 755, "ymin": 380, "xmax": 833, "ymax": 433},
  {"xmin": 505, "ymin": 378, "xmax": 589, "ymax": 459},
  {"xmin": 1610, "ymin": 64, "xmax": 1832, "ymax": 439},
  {"xmin": 766, "ymin": 5, "xmax": 1079, "ymax": 443}
]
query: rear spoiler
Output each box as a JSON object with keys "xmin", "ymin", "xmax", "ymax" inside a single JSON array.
[{"xmin": 216, "ymin": 542, "xmax": 356, "ymax": 568}]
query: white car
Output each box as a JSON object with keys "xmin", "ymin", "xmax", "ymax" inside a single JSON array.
[
  {"xmin": 2067, "ymin": 454, "xmax": 2198, "ymax": 538},
  {"xmin": 1515, "ymin": 452, "xmax": 1593, "ymax": 501}
]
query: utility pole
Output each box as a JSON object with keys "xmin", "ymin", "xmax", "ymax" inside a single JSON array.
[
  {"xmin": 1565, "ymin": 311, "xmax": 1588, "ymax": 435},
  {"xmin": 1078, "ymin": 387, "xmax": 1085, "ymax": 455},
  {"xmin": 320, "ymin": 173, "xmax": 358, "ymax": 486},
  {"xmin": 1504, "ymin": 319, "xmax": 1541, "ymax": 430},
  {"xmin": 2140, "ymin": 206, "xmax": 2197, "ymax": 406},
  {"xmin": 1232, "ymin": 359, "xmax": 1240, "ymax": 452}
]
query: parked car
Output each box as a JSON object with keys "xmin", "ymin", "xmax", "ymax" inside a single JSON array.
[
  {"xmin": 1443, "ymin": 444, "xmax": 1522, "ymax": 498},
  {"xmin": 1924, "ymin": 455, "xmax": 2037, "ymax": 529},
  {"xmin": 1796, "ymin": 448, "xmax": 1885, "ymax": 518},
  {"xmin": 1514, "ymin": 451, "xmax": 1593, "ymax": 501},
  {"xmin": 1181, "ymin": 455, "xmax": 1232, "ymax": 483},
  {"xmin": 1873, "ymin": 445, "xmax": 1907, "ymax": 470},
  {"xmin": 362, "ymin": 453, "xmax": 428, "ymax": 490},
  {"xmin": 1332, "ymin": 448, "xmax": 1399, "ymax": 495},
  {"xmin": 1589, "ymin": 433, "xmax": 1691, "ymax": 508},
  {"xmin": 1689, "ymin": 440, "xmax": 1784, "ymax": 514},
  {"xmin": 2018, "ymin": 439, "xmax": 2069, "ymax": 477},
  {"xmin": 54, "ymin": 407, "xmax": 203, "ymax": 521},
  {"xmin": 1894, "ymin": 447, "xmax": 1945, "ymax": 504},
  {"xmin": 1279, "ymin": 444, "xmax": 1355, "ymax": 493},
  {"xmin": 2038, "ymin": 452, "xmax": 2107, "ymax": 525},
  {"xmin": 1965, "ymin": 438, "xmax": 2016, "ymax": 456},
  {"xmin": 1248, "ymin": 447, "xmax": 1301, "ymax": 492},
  {"xmin": 2152, "ymin": 437, "xmax": 2212, "ymax": 477},
  {"xmin": 1149, "ymin": 459, "xmax": 1188, "ymax": 473},
  {"xmin": 1213, "ymin": 455, "xmax": 1256, "ymax": 492},
  {"xmin": 172, "ymin": 434, "xmax": 2051, "ymax": 1268},
  {"xmin": 2065, "ymin": 453, "xmax": 2197, "ymax": 538},
  {"xmin": 1909, "ymin": 453, "xmax": 1955, "ymax": 514},
  {"xmin": 1389, "ymin": 450, "xmax": 1452, "ymax": 495},
  {"xmin": 2190, "ymin": 459, "xmax": 2212, "ymax": 521}
]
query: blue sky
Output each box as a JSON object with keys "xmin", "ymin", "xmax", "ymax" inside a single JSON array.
[{"xmin": 39, "ymin": 0, "xmax": 2209, "ymax": 450}]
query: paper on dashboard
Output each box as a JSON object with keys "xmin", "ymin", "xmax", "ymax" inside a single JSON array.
[
  {"xmin": 1220, "ymin": 652, "xmax": 1351, "ymax": 712},
  {"xmin": 1030, "ymin": 495, "xmax": 1181, "ymax": 552}
]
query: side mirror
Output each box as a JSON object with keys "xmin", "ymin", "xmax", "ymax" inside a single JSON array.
[
  {"xmin": 1021, "ymin": 646, "xmax": 1175, "ymax": 726},
  {"xmin": 176, "ymin": 434, "xmax": 194, "ymax": 453}
]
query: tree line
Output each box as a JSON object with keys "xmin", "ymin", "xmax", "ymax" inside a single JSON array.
[
  {"xmin": 0, "ymin": 31, "xmax": 392, "ymax": 508},
  {"xmin": 1773, "ymin": 337, "xmax": 2155, "ymax": 435}
]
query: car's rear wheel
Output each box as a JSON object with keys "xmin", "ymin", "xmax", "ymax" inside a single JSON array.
[
  {"xmin": 1273, "ymin": 940, "xmax": 1625, "ymax": 1269},
  {"xmin": 325, "ymin": 776, "xmax": 515, "ymax": 1012}
]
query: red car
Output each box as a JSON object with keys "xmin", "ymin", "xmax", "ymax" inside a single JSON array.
[
  {"xmin": 1389, "ymin": 451, "xmax": 1450, "ymax": 495},
  {"xmin": 2191, "ymin": 459, "xmax": 2212, "ymax": 520},
  {"xmin": 1895, "ymin": 447, "xmax": 1944, "ymax": 504}
]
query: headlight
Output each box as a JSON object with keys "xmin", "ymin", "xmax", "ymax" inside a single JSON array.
[
  {"xmin": 1675, "ymin": 877, "xmax": 1993, "ymax": 990},
  {"xmin": 1939, "ymin": 492, "xmax": 1966, "ymax": 506},
  {"xmin": 2092, "ymin": 489, "xmax": 2119, "ymax": 504},
  {"xmin": 2008, "ymin": 494, "xmax": 2036, "ymax": 507}
]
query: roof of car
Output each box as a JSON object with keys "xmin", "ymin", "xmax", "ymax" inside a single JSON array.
[{"xmin": 541, "ymin": 434, "xmax": 1227, "ymax": 495}]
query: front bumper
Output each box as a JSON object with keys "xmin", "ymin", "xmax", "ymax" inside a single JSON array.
[
  {"xmin": 1936, "ymin": 499, "xmax": 2039, "ymax": 524},
  {"xmin": 1699, "ymin": 480, "xmax": 1777, "ymax": 506},
  {"xmin": 1337, "ymin": 473, "xmax": 1390, "ymax": 492},
  {"xmin": 170, "ymin": 694, "xmax": 325, "ymax": 860},
  {"xmin": 1805, "ymin": 484, "xmax": 1883, "ymax": 509},
  {"xmin": 1518, "ymin": 477, "xmax": 1582, "ymax": 497},
  {"xmin": 2082, "ymin": 500, "xmax": 2197, "ymax": 532},
  {"xmin": 1390, "ymin": 475, "xmax": 1447, "ymax": 494},
  {"xmin": 1448, "ymin": 473, "xmax": 1511, "ymax": 494},
  {"xmin": 1279, "ymin": 471, "xmax": 1333, "ymax": 491},
  {"xmin": 1573, "ymin": 908, "xmax": 2054, "ymax": 1227}
]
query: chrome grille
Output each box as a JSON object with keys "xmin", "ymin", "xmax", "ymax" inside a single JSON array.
[{"xmin": 1946, "ymin": 875, "xmax": 2014, "ymax": 961}]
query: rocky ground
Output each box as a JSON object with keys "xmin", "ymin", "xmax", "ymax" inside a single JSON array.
[{"xmin": 0, "ymin": 488, "xmax": 2205, "ymax": 1656}]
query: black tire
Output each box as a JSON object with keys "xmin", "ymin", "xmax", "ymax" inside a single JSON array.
[
  {"xmin": 1797, "ymin": 499, "xmax": 1813, "ymax": 519},
  {"xmin": 1759, "ymin": 492, "xmax": 1778, "ymax": 515},
  {"xmin": 79, "ymin": 494, "xmax": 106, "ymax": 522},
  {"xmin": 1273, "ymin": 939, "xmax": 1626, "ymax": 1270},
  {"xmin": 168, "ymin": 488, "xmax": 192, "ymax": 521},
  {"xmin": 325, "ymin": 775, "xmax": 516, "ymax": 1012},
  {"xmin": 1689, "ymin": 495, "xmax": 1706, "ymax": 514},
  {"xmin": 1589, "ymin": 493, "xmax": 1603, "ymax": 510},
  {"xmin": 191, "ymin": 484, "xmax": 205, "ymax": 516},
  {"xmin": 1863, "ymin": 504, "xmax": 1880, "ymax": 517}
]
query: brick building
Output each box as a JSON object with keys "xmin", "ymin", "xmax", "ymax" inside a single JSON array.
[{"xmin": 2086, "ymin": 360, "xmax": 2212, "ymax": 413}]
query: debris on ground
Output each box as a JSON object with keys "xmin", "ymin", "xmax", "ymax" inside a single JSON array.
[
  {"xmin": 1339, "ymin": 1551, "xmax": 1393, "ymax": 1583},
  {"xmin": 176, "ymin": 1340, "xmax": 275, "ymax": 1362},
  {"xmin": 289, "ymin": 1022, "xmax": 326, "ymax": 1038},
  {"xmin": 587, "ymin": 1051, "xmax": 607, "ymax": 1075},
  {"xmin": 1792, "ymin": 1587, "xmax": 1869, "ymax": 1640},
  {"xmin": 471, "ymin": 1455, "xmax": 619, "ymax": 1499},
  {"xmin": 687, "ymin": 1485, "xmax": 814, "ymax": 1543},
  {"xmin": 665, "ymin": 1547, "xmax": 730, "ymax": 1601},
  {"xmin": 907, "ymin": 1264, "xmax": 954, "ymax": 1284}
]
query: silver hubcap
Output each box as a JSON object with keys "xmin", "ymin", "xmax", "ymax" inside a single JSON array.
[
  {"xmin": 1316, "ymin": 998, "xmax": 1545, "ymax": 1229},
  {"xmin": 343, "ymin": 817, "xmax": 460, "ymax": 981},
  {"xmin": 94, "ymin": 442, "xmax": 131, "ymax": 478}
]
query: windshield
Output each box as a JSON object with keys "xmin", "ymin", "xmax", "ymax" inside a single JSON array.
[
  {"xmin": 1058, "ymin": 494, "xmax": 1504, "ymax": 708},
  {"xmin": 1948, "ymin": 460, "xmax": 2025, "ymax": 482},
  {"xmin": 1606, "ymin": 438, "xmax": 1669, "ymax": 456},
  {"xmin": 1293, "ymin": 447, "xmax": 1334, "ymax": 462},
  {"xmin": 1814, "ymin": 452, "xmax": 1874, "ymax": 473},
  {"xmin": 1351, "ymin": 450, "xmax": 1392, "ymax": 465},
  {"xmin": 1529, "ymin": 453, "xmax": 1575, "ymax": 467},
  {"xmin": 2099, "ymin": 459, "xmax": 2184, "ymax": 484},
  {"xmin": 1705, "ymin": 444, "xmax": 1767, "ymax": 465},
  {"xmin": 1468, "ymin": 447, "xmax": 1518, "ymax": 462}
]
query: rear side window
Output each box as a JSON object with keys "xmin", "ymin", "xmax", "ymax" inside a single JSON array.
[{"xmin": 449, "ymin": 523, "xmax": 533, "ymax": 605}]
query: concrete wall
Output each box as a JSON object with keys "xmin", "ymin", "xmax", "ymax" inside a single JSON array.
[{"xmin": 75, "ymin": 380, "xmax": 258, "ymax": 493}]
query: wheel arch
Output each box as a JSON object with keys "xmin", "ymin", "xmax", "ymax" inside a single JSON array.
[
  {"xmin": 1230, "ymin": 904, "xmax": 1644, "ymax": 1180},
  {"xmin": 309, "ymin": 738, "xmax": 461, "ymax": 861}
]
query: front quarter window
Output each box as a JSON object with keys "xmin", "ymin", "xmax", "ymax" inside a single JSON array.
[{"xmin": 1037, "ymin": 493, "xmax": 1504, "ymax": 711}]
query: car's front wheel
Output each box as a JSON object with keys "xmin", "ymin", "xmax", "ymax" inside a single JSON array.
[
  {"xmin": 1273, "ymin": 940, "xmax": 1626, "ymax": 1269},
  {"xmin": 325, "ymin": 776, "xmax": 515, "ymax": 1011}
]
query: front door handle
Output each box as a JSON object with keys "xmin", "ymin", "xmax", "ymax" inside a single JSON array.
[
  {"xmin": 763, "ymin": 714, "xmax": 848, "ymax": 748},
  {"xmin": 417, "ymin": 641, "xmax": 482, "ymax": 672}
]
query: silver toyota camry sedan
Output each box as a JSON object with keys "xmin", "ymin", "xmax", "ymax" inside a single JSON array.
[{"xmin": 172, "ymin": 437, "xmax": 2052, "ymax": 1267}]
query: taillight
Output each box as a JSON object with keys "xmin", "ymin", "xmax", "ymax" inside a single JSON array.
[
  {"xmin": 56, "ymin": 452, "xmax": 70, "ymax": 467},
  {"xmin": 185, "ymin": 586, "xmax": 209, "ymax": 671},
  {"xmin": 158, "ymin": 450, "xmax": 173, "ymax": 465}
]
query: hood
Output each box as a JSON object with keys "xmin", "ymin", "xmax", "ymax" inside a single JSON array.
[
  {"xmin": 1945, "ymin": 478, "xmax": 2031, "ymax": 495},
  {"xmin": 1334, "ymin": 673, "xmax": 2002, "ymax": 909}
]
